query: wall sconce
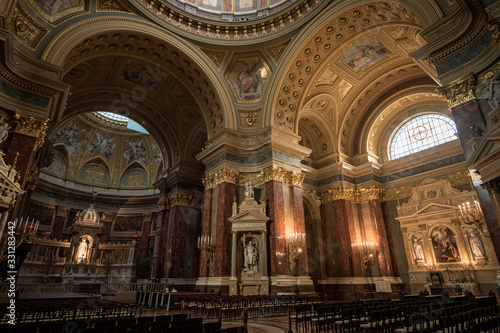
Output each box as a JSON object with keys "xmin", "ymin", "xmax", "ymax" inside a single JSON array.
[
  {"xmin": 287, "ymin": 233, "xmax": 305, "ymax": 272},
  {"xmin": 198, "ymin": 235, "xmax": 215, "ymax": 272},
  {"xmin": 352, "ymin": 242, "xmax": 376, "ymax": 276}
]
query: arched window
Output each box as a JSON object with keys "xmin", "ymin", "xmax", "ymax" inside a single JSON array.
[{"xmin": 389, "ymin": 114, "xmax": 457, "ymax": 160}]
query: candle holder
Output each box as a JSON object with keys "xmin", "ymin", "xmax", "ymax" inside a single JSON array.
[
  {"xmin": 352, "ymin": 242, "xmax": 376, "ymax": 276},
  {"xmin": 455, "ymin": 201, "xmax": 487, "ymax": 234},
  {"xmin": 197, "ymin": 235, "xmax": 216, "ymax": 273},
  {"xmin": 287, "ymin": 233, "xmax": 306, "ymax": 273},
  {"xmin": 0, "ymin": 217, "xmax": 39, "ymax": 263}
]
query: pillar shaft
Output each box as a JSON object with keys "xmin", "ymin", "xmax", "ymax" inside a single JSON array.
[
  {"xmin": 231, "ymin": 232, "xmax": 237, "ymax": 278},
  {"xmin": 136, "ymin": 218, "xmax": 151, "ymax": 280},
  {"xmin": 261, "ymin": 231, "xmax": 268, "ymax": 277},
  {"xmin": 292, "ymin": 185, "xmax": 309, "ymax": 276},
  {"xmin": 319, "ymin": 203, "xmax": 334, "ymax": 277},
  {"xmin": 214, "ymin": 182, "xmax": 236, "ymax": 277},
  {"xmin": 481, "ymin": 181, "xmax": 500, "ymax": 262},
  {"xmin": 200, "ymin": 188, "xmax": 213, "ymax": 277},
  {"xmin": 368, "ymin": 199, "xmax": 393, "ymax": 277},
  {"xmin": 168, "ymin": 205, "xmax": 189, "ymax": 278},
  {"xmin": 332, "ymin": 199, "xmax": 356, "ymax": 277},
  {"xmin": 156, "ymin": 207, "xmax": 169, "ymax": 279},
  {"xmin": 265, "ymin": 180, "xmax": 287, "ymax": 276}
]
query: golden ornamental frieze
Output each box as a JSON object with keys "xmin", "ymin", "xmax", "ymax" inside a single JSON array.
[
  {"xmin": 97, "ymin": 0, "xmax": 130, "ymax": 12},
  {"xmin": 438, "ymin": 75, "xmax": 477, "ymax": 108},
  {"xmin": 321, "ymin": 187, "xmax": 357, "ymax": 203},
  {"xmin": 169, "ymin": 194, "xmax": 194, "ymax": 207},
  {"xmin": 158, "ymin": 198, "xmax": 169, "ymax": 211},
  {"xmin": 13, "ymin": 113, "xmax": 49, "ymax": 142},
  {"xmin": 238, "ymin": 109, "xmax": 261, "ymax": 128},
  {"xmin": 287, "ymin": 172, "xmax": 305, "ymax": 187},
  {"xmin": 359, "ymin": 186, "xmax": 386, "ymax": 201},
  {"xmin": 266, "ymin": 39, "xmax": 291, "ymax": 63},
  {"xmin": 260, "ymin": 166, "xmax": 287, "ymax": 184},
  {"xmin": 213, "ymin": 167, "xmax": 239, "ymax": 186},
  {"xmin": 55, "ymin": 206, "xmax": 70, "ymax": 218},
  {"xmin": 9, "ymin": 4, "xmax": 47, "ymax": 50}
]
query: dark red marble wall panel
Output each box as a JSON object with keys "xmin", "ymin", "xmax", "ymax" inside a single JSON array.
[
  {"xmin": 214, "ymin": 182, "xmax": 235, "ymax": 277},
  {"xmin": 199, "ymin": 189, "xmax": 213, "ymax": 277},
  {"xmin": 51, "ymin": 216, "xmax": 65, "ymax": 240},
  {"xmin": 136, "ymin": 220, "xmax": 151, "ymax": 280},
  {"xmin": 319, "ymin": 203, "xmax": 334, "ymax": 277},
  {"xmin": 5, "ymin": 133, "xmax": 37, "ymax": 188},
  {"xmin": 356, "ymin": 204, "xmax": 371, "ymax": 276},
  {"xmin": 292, "ymin": 186, "xmax": 309, "ymax": 276},
  {"xmin": 345, "ymin": 201, "xmax": 361, "ymax": 277},
  {"xmin": 155, "ymin": 209, "xmax": 169, "ymax": 279},
  {"xmin": 266, "ymin": 180, "xmax": 287, "ymax": 276},
  {"xmin": 168, "ymin": 205, "xmax": 188, "ymax": 278},
  {"xmin": 332, "ymin": 199, "xmax": 354, "ymax": 277},
  {"xmin": 381, "ymin": 201, "xmax": 399, "ymax": 277},
  {"xmin": 368, "ymin": 199, "xmax": 393, "ymax": 277},
  {"xmin": 100, "ymin": 222, "xmax": 113, "ymax": 244}
]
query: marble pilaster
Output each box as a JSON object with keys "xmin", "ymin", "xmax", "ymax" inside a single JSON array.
[
  {"xmin": 265, "ymin": 180, "xmax": 287, "ymax": 276},
  {"xmin": 319, "ymin": 203, "xmax": 334, "ymax": 277},
  {"xmin": 200, "ymin": 188, "xmax": 213, "ymax": 277},
  {"xmin": 155, "ymin": 203, "xmax": 169, "ymax": 280},
  {"xmin": 292, "ymin": 185, "xmax": 309, "ymax": 276},
  {"xmin": 368, "ymin": 199, "xmax": 394, "ymax": 277},
  {"xmin": 214, "ymin": 182, "xmax": 236, "ymax": 277},
  {"xmin": 51, "ymin": 206, "xmax": 69, "ymax": 240},
  {"xmin": 136, "ymin": 213, "xmax": 152, "ymax": 280},
  {"xmin": 332, "ymin": 199, "xmax": 355, "ymax": 277}
]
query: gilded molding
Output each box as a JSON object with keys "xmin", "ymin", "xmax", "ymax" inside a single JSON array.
[
  {"xmin": 261, "ymin": 166, "xmax": 287, "ymax": 184},
  {"xmin": 143, "ymin": 212, "xmax": 153, "ymax": 222},
  {"xmin": 266, "ymin": 39, "xmax": 291, "ymax": 62},
  {"xmin": 9, "ymin": 4, "xmax": 46, "ymax": 50},
  {"xmin": 26, "ymin": 166, "xmax": 40, "ymax": 188},
  {"xmin": 288, "ymin": 172, "xmax": 305, "ymax": 187},
  {"xmin": 489, "ymin": 22, "xmax": 500, "ymax": 46},
  {"xmin": 213, "ymin": 167, "xmax": 239, "ymax": 186},
  {"xmin": 200, "ymin": 48, "xmax": 227, "ymax": 68},
  {"xmin": 360, "ymin": 186, "xmax": 386, "ymax": 201},
  {"xmin": 13, "ymin": 113, "xmax": 49, "ymax": 150},
  {"xmin": 238, "ymin": 108, "xmax": 261, "ymax": 128},
  {"xmin": 438, "ymin": 75, "xmax": 477, "ymax": 108},
  {"xmin": 55, "ymin": 206, "xmax": 70, "ymax": 218},
  {"xmin": 321, "ymin": 187, "xmax": 358, "ymax": 203},
  {"xmin": 202, "ymin": 175, "xmax": 215, "ymax": 190},
  {"xmin": 158, "ymin": 198, "xmax": 169, "ymax": 211},
  {"xmin": 169, "ymin": 193, "xmax": 194, "ymax": 207}
]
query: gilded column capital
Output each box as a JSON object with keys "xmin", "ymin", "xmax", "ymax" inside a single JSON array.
[
  {"xmin": 213, "ymin": 167, "xmax": 239, "ymax": 186},
  {"xmin": 13, "ymin": 112, "xmax": 49, "ymax": 151},
  {"xmin": 400, "ymin": 227, "xmax": 407, "ymax": 234},
  {"xmin": 261, "ymin": 166, "xmax": 287, "ymax": 183},
  {"xmin": 261, "ymin": 230, "xmax": 267, "ymax": 237},
  {"xmin": 202, "ymin": 174, "xmax": 215, "ymax": 190},
  {"xmin": 287, "ymin": 172, "xmax": 305, "ymax": 187},
  {"xmin": 158, "ymin": 198, "xmax": 170, "ymax": 211},
  {"xmin": 101, "ymin": 213, "xmax": 116, "ymax": 223},
  {"xmin": 169, "ymin": 193, "xmax": 194, "ymax": 207},
  {"xmin": 232, "ymin": 231, "xmax": 237, "ymax": 238},
  {"xmin": 143, "ymin": 212, "xmax": 153, "ymax": 223},
  {"xmin": 55, "ymin": 206, "xmax": 70, "ymax": 218},
  {"xmin": 321, "ymin": 187, "xmax": 357, "ymax": 203},
  {"xmin": 360, "ymin": 186, "xmax": 385, "ymax": 201},
  {"xmin": 438, "ymin": 75, "xmax": 477, "ymax": 108}
]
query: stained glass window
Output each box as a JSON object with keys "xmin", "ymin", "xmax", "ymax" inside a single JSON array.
[{"xmin": 390, "ymin": 114, "xmax": 457, "ymax": 160}]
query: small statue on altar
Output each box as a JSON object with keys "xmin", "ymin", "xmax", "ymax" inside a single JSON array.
[{"xmin": 76, "ymin": 238, "xmax": 88, "ymax": 263}]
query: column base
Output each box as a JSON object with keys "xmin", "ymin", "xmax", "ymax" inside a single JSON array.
[
  {"xmin": 269, "ymin": 275, "xmax": 315, "ymax": 295},
  {"xmin": 195, "ymin": 276, "xmax": 231, "ymax": 294}
]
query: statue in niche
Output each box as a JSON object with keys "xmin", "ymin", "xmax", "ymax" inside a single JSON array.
[
  {"xmin": 412, "ymin": 238, "xmax": 425, "ymax": 261},
  {"xmin": 244, "ymin": 179, "xmax": 254, "ymax": 199},
  {"xmin": 469, "ymin": 233, "xmax": 485, "ymax": 258},
  {"xmin": 76, "ymin": 238, "xmax": 88, "ymax": 263},
  {"xmin": 242, "ymin": 234, "xmax": 258, "ymax": 273}
]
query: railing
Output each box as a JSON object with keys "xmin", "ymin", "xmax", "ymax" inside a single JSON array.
[
  {"xmin": 1, "ymin": 283, "xmax": 73, "ymax": 294},
  {"xmin": 118, "ymin": 283, "xmax": 168, "ymax": 293}
]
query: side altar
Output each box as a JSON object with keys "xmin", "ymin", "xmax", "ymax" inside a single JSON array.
[{"xmin": 228, "ymin": 181, "xmax": 269, "ymax": 295}]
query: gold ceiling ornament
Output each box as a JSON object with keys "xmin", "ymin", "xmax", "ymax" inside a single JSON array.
[
  {"xmin": 142, "ymin": 212, "xmax": 153, "ymax": 222},
  {"xmin": 200, "ymin": 48, "xmax": 227, "ymax": 68},
  {"xmin": 260, "ymin": 166, "xmax": 288, "ymax": 184},
  {"xmin": 97, "ymin": 0, "xmax": 130, "ymax": 12},
  {"xmin": 55, "ymin": 206, "xmax": 70, "ymax": 218},
  {"xmin": 238, "ymin": 109, "xmax": 261, "ymax": 128},
  {"xmin": 359, "ymin": 186, "xmax": 386, "ymax": 201},
  {"xmin": 169, "ymin": 193, "xmax": 194, "ymax": 207},
  {"xmin": 9, "ymin": 5, "xmax": 46, "ymax": 49},
  {"xmin": 213, "ymin": 167, "xmax": 239, "ymax": 186},
  {"xmin": 488, "ymin": 22, "xmax": 500, "ymax": 46},
  {"xmin": 266, "ymin": 39, "xmax": 291, "ymax": 63},
  {"xmin": 321, "ymin": 187, "xmax": 357, "ymax": 203},
  {"xmin": 438, "ymin": 75, "xmax": 477, "ymax": 108}
]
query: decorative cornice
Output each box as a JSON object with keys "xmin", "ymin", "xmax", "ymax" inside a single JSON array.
[
  {"xmin": 438, "ymin": 74, "xmax": 477, "ymax": 108},
  {"xmin": 321, "ymin": 187, "xmax": 358, "ymax": 203},
  {"xmin": 213, "ymin": 167, "xmax": 239, "ymax": 186},
  {"xmin": 169, "ymin": 193, "xmax": 193, "ymax": 207},
  {"xmin": 13, "ymin": 112, "xmax": 49, "ymax": 150},
  {"xmin": 55, "ymin": 206, "xmax": 70, "ymax": 218}
]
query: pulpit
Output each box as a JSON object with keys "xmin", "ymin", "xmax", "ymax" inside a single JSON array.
[{"xmin": 228, "ymin": 181, "xmax": 269, "ymax": 295}]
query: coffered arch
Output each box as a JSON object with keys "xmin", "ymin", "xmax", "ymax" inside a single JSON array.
[{"xmin": 40, "ymin": 16, "xmax": 235, "ymax": 138}]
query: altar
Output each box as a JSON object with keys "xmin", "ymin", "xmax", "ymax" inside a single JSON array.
[{"xmin": 228, "ymin": 180, "xmax": 270, "ymax": 295}]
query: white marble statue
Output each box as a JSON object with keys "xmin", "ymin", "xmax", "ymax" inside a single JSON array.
[
  {"xmin": 76, "ymin": 238, "xmax": 88, "ymax": 263},
  {"xmin": 0, "ymin": 117, "xmax": 10, "ymax": 145},
  {"xmin": 242, "ymin": 235, "xmax": 258, "ymax": 273},
  {"xmin": 244, "ymin": 179, "xmax": 254, "ymax": 199},
  {"xmin": 413, "ymin": 238, "xmax": 425, "ymax": 260},
  {"xmin": 469, "ymin": 233, "xmax": 484, "ymax": 258}
]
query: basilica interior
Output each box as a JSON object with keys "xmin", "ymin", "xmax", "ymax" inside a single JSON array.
[{"xmin": 1, "ymin": 0, "xmax": 500, "ymax": 330}]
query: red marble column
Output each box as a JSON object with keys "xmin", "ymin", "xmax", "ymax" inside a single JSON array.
[
  {"xmin": 214, "ymin": 182, "xmax": 236, "ymax": 277},
  {"xmin": 319, "ymin": 203, "xmax": 334, "ymax": 277},
  {"xmin": 4, "ymin": 133, "xmax": 37, "ymax": 188},
  {"xmin": 332, "ymin": 199, "xmax": 356, "ymax": 277},
  {"xmin": 200, "ymin": 188, "xmax": 213, "ymax": 277},
  {"xmin": 356, "ymin": 204, "xmax": 371, "ymax": 277},
  {"xmin": 481, "ymin": 181, "xmax": 500, "ymax": 262},
  {"xmin": 292, "ymin": 185, "xmax": 309, "ymax": 276},
  {"xmin": 381, "ymin": 202, "xmax": 399, "ymax": 277},
  {"xmin": 156, "ymin": 204, "xmax": 169, "ymax": 279},
  {"xmin": 266, "ymin": 180, "xmax": 287, "ymax": 276},
  {"xmin": 168, "ymin": 205, "xmax": 189, "ymax": 278},
  {"xmin": 51, "ymin": 206, "xmax": 69, "ymax": 240},
  {"xmin": 368, "ymin": 199, "xmax": 393, "ymax": 277},
  {"xmin": 450, "ymin": 100, "xmax": 486, "ymax": 161},
  {"xmin": 136, "ymin": 213, "xmax": 152, "ymax": 280}
]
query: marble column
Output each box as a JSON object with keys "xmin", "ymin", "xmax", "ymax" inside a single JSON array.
[
  {"xmin": 332, "ymin": 199, "xmax": 356, "ymax": 277},
  {"xmin": 261, "ymin": 231, "xmax": 268, "ymax": 277},
  {"xmin": 292, "ymin": 184, "xmax": 309, "ymax": 276},
  {"xmin": 319, "ymin": 203, "xmax": 334, "ymax": 277},
  {"xmin": 200, "ymin": 180, "xmax": 213, "ymax": 277},
  {"xmin": 136, "ymin": 213, "xmax": 152, "ymax": 280},
  {"xmin": 450, "ymin": 100, "xmax": 486, "ymax": 161},
  {"xmin": 368, "ymin": 195, "xmax": 394, "ymax": 277},
  {"xmin": 481, "ymin": 180, "xmax": 500, "ymax": 261},
  {"xmin": 100, "ymin": 213, "xmax": 115, "ymax": 244},
  {"xmin": 51, "ymin": 206, "xmax": 69, "ymax": 240},
  {"xmin": 155, "ymin": 200, "xmax": 169, "ymax": 280},
  {"xmin": 356, "ymin": 204, "xmax": 372, "ymax": 277},
  {"xmin": 381, "ymin": 201, "xmax": 399, "ymax": 277},
  {"xmin": 168, "ymin": 201, "xmax": 189, "ymax": 278},
  {"xmin": 231, "ymin": 231, "xmax": 237, "ymax": 278},
  {"xmin": 214, "ymin": 182, "xmax": 236, "ymax": 277},
  {"xmin": 265, "ymin": 180, "xmax": 287, "ymax": 276}
]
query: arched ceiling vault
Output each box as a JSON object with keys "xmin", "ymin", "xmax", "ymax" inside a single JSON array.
[{"xmin": 266, "ymin": 1, "xmax": 446, "ymax": 162}]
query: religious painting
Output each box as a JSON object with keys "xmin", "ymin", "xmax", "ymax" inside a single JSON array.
[
  {"xmin": 78, "ymin": 165, "xmax": 110, "ymax": 184},
  {"xmin": 152, "ymin": 143, "xmax": 163, "ymax": 163},
  {"xmin": 52, "ymin": 119, "xmax": 86, "ymax": 154},
  {"xmin": 35, "ymin": 0, "xmax": 80, "ymax": 16},
  {"xmin": 198, "ymin": 0, "xmax": 221, "ymax": 10},
  {"xmin": 344, "ymin": 39, "xmax": 391, "ymax": 72},
  {"xmin": 46, "ymin": 154, "xmax": 66, "ymax": 175},
  {"xmin": 120, "ymin": 63, "xmax": 165, "ymax": 90},
  {"xmin": 87, "ymin": 132, "xmax": 116, "ymax": 159},
  {"xmin": 121, "ymin": 170, "xmax": 148, "ymax": 187},
  {"xmin": 123, "ymin": 138, "xmax": 148, "ymax": 165},
  {"xmin": 236, "ymin": 0, "xmax": 257, "ymax": 11},
  {"xmin": 431, "ymin": 226, "xmax": 461, "ymax": 263},
  {"xmin": 226, "ymin": 55, "xmax": 269, "ymax": 101}
]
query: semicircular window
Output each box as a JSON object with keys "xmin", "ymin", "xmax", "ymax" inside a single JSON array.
[{"xmin": 390, "ymin": 114, "xmax": 457, "ymax": 160}]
